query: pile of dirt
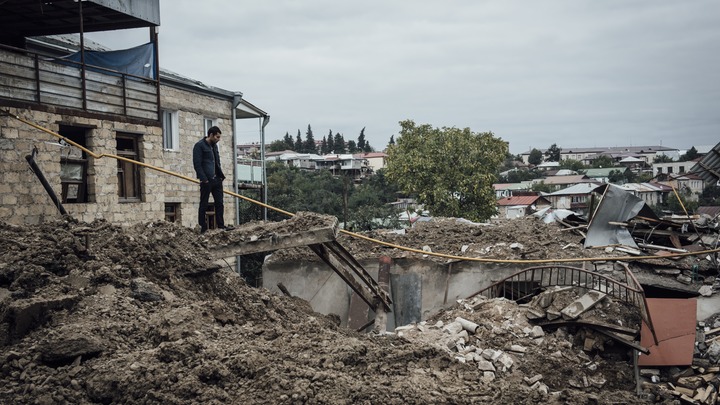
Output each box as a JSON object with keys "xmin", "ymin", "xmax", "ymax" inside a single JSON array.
[{"xmin": 0, "ymin": 217, "xmax": 653, "ymax": 404}]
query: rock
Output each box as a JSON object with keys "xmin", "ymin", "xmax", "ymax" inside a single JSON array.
[
  {"xmin": 699, "ymin": 285, "xmax": 713, "ymax": 297},
  {"xmin": 510, "ymin": 242, "xmax": 524, "ymax": 250},
  {"xmin": 442, "ymin": 321, "xmax": 463, "ymax": 335},
  {"xmin": 39, "ymin": 334, "xmax": 104, "ymax": 366},
  {"xmin": 524, "ymin": 374, "xmax": 543, "ymax": 385},
  {"xmin": 640, "ymin": 368, "xmax": 660, "ymax": 377},
  {"xmin": 529, "ymin": 326, "xmax": 545, "ymax": 338},
  {"xmin": 130, "ymin": 278, "xmax": 165, "ymax": 302},
  {"xmin": 560, "ymin": 291, "xmax": 607, "ymax": 320},
  {"xmin": 477, "ymin": 359, "xmax": 495, "ymax": 372}
]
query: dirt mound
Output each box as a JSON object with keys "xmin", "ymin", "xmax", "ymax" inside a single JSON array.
[{"xmin": 1, "ymin": 218, "xmax": 653, "ymax": 404}]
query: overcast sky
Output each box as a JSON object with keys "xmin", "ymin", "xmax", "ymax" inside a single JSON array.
[{"xmin": 87, "ymin": 0, "xmax": 719, "ymax": 154}]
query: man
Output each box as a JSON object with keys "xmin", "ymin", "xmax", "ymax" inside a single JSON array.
[{"xmin": 192, "ymin": 126, "xmax": 230, "ymax": 233}]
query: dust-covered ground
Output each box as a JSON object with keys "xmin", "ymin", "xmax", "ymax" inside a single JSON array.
[{"xmin": 0, "ymin": 215, "xmax": 705, "ymax": 404}]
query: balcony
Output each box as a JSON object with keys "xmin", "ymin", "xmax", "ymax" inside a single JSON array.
[{"xmin": 0, "ymin": 43, "xmax": 159, "ymax": 123}]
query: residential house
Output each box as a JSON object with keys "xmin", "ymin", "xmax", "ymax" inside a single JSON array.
[
  {"xmin": 520, "ymin": 146, "xmax": 679, "ymax": 166},
  {"xmin": 618, "ymin": 183, "xmax": 672, "ymax": 207},
  {"xmin": 545, "ymin": 183, "xmax": 603, "ymax": 216},
  {"xmin": 653, "ymin": 159, "xmax": 700, "ymax": 177},
  {"xmin": 496, "ymin": 195, "xmax": 551, "ymax": 219},
  {"xmin": 0, "ymin": 1, "xmax": 268, "ymax": 229},
  {"xmin": 493, "ymin": 182, "xmax": 533, "ymax": 199},
  {"xmin": 582, "ymin": 167, "xmax": 629, "ymax": 184},
  {"xmin": 266, "ymin": 152, "xmax": 369, "ymax": 180},
  {"xmin": 534, "ymin": 175, "xmax": 596, "ymax": 192},
  {"xmin": 362, "ymin": 152, "xmax": 388, "ymax": 173},
  {"xmin": 656, "ymin": 173, "xmax": 705, "ymax": 202}
]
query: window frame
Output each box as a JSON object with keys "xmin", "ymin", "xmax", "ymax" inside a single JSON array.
[
  {"xmin": 116, "ymin": 133, "xmax": 142, "ymax": 202},
  {"xmin": 162, "ymin": 109, "xmax": 179, "ymax": 151},
  {"xmin": 204, "ymin": 117, "xmax": 217, "ymax": 136},
  {"xmin": 58, "ymin": 125, "xmax": 90, "ymax": 204}
]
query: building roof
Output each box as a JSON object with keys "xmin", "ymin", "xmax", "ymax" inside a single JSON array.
[
  {"xmin": 539, "ymin": 175, "xmax": 591, "ymax": 185},
  {"xmin": 496, "ymin": 195, "xmax": 548, "ymax": 206},
  {"xmin": 493, "ymin": 183, "xmax": 533, "ymax": 191},
  {"xmin": 690, "ymin": 141, "xmax": 720, "ymax": 184},
  {"xmin": 547, "ymin": 183, "xmax": 603, "ymax": 196},
  {"xmin": 697, "ymin": 206, "xmax": 720, "ymax": 218},
  {"xmin": 620, "ymin": 182, "xmax": 673, "ymax": 193},
  {"xmin": 522, "ymin": 145, "xmax": 678, "ymax": 155},
  {"xmin": 582, "ymin": 167, "xmax": 627, "ymax": 177},
  {"xmin": 362, "ymin": 152, "xmax": 388, "ymax": 158},
  {"xmin": 619, "ymin": 156, "xmax": 644, "ymax": 163}
]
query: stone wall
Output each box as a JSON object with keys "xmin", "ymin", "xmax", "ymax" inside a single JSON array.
[{"xmin": 0, "ymin": 85, "xmax": 236, "ymax": 228}]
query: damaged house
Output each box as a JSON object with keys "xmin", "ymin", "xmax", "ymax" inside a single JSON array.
[{"xmin": 0, "ymin": 0, "xmax": 268, "ymax": 229}]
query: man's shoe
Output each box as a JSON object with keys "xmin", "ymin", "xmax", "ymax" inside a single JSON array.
[{"xmin": 221, "ymin": 225, "xmax": 235, "ymax": 231}]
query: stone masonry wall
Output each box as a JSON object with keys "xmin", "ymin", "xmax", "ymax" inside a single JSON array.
[{"xmin": 0, "ymin": 86, "xmax": 235, "ymax": 228}]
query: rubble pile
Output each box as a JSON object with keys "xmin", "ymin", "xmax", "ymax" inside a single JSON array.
[{"xmin": 1, "ymin": 218, "xmax": 651, "ymax": 404}]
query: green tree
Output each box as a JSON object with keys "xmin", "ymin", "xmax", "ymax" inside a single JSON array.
[
  {"xmin": 347, "ymin": 169, "xmax": 401, "ymax": 231},
  {"xmin": 528, "ymin": 148, "xmax": 543, "ymax": 165},
  {"xmin": 268, "ymin": 139, "xmax": 289, "ymax": 152},
  {"xmin": 559, "ymin": 159, "xmax": 585, "ymax": 172},
  {"xmin": 282, "ymin": 132, "xmax": 294, "ymax": 150},
  {"xmin": 592, "ymin": 155, "xmax": 615, "ymax": 168},
  {"xmin": 545, "ymin": 143, "xmax": 562, "ymax": 162},
  {"xmin": 347, "ymin": 140, "xmax": 357, "ymax": 153},
  {"xmin": 386, "ymin": 120, "xmax": 507, "ymax": 221},
  {"xmin": 294, "ymin": 130, "xmax": 302, "ymax": 152},
  {"xmin": 326, "ymin": 130, "xmax": 335, "ymax": 154},
  {"xmin": 653, "ymin": 154, "xmax": 673, "ymax": 163},
  {"xmin": 303, "ymin": 124, "xmax": 316, "ymax": 153},
  {"xmin": 333, "ymin": 133, "xmax": 346, "ymax": 153},
  {"xmin": 531, "ymin": 181, "xmax": 553, "ymax": 193},
  {"xmin": 357, "ymin": 127, "xmax": 367, "ymax": 151},
  {"xmin": 608, "ymin": 169, "xmax": 625, "ymax": 184},
  {"xmin": 320, "ymin": 136, "xmax": 328, "ymax": 154},
  {"xmin": 388, "ymin": 135, "xmax": 395, "ymax": 148},
  {"xmin": 680, "ymin": 146, "xmax": 699, "ymax": 162}
]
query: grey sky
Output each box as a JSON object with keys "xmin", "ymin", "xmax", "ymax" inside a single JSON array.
[{"xmin": 87, "ymin": 0, "xmax": 720, "ymax": 154}]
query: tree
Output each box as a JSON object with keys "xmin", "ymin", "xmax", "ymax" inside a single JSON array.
[
  {"xmin": 528, "ymin": 148, "xmax": 543, "ymax": 165},
  {"xmin": 333, "ymin": 133, "xmax": 346, "ymax": 153},
  {"xmin": 320, "ymin": 136, "xmax": 328, "ymax": 154},
  {"xmin": 592, "ymin": 155, "xmax": 615, "ymax": 168},
  {"xmin": 699, "ymin": 184, "xmax": 720, "ymax": 206},
  {"xmin": 303, "ymin": 124, "xmax": 316, "ymax": 153},
  {"xmin": 531, "ymin": 181, "xmax": 552, "ymax": 193},
  {"xmin": 388, "ymin": 135, "xmax": 395, "ymax": 148},
  {"xmin": 268, "ymin": 139, "xmax": 289, "ymax": 152},
  {"xmin": 282, "ymin": 132, "xmax": 294, "ymax": 150},
  {"xmin": 545, "ymin": 143, "xmax": 562, "ymax": 162},
  {"xmin": 357, "ymin": 127, "xmax": 367, "ymax": 151},
  {"xmin": 347, "ymin": 169, "xmax": 401, "ymax": 231},
  {"xmin": 385, "ymin": 120, "xmax": 507, "ymax": 221},
  {"xmin": 680, "ymin": 146, "xmax": 699, "ymax": 162},
  {"xmin": 294, "ymin": 130, "xmax": 302, "ymax": 152},
  {"xmin": 607, "ymin": 169, "xmax": 625, "ymax": 184},
  {"xmin": 326, "ymin": 130, "xmax": 335, "ymax": 154},
  {"xmin": 347, "ymin": 140, "xmax": 358, "ymax": 153},
  {"xmin": 653, "ymin": 154, "xmax": 673, "ymax": 163},
  {"xmin": 559, "ymin": 159, "xmax": 585, "ymax": 172}
]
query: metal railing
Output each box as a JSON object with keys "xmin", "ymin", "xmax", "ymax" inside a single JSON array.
[
  {"xmin": 0, "ymin": 43, "xmax": 159, "ymax": 121},
  {"xmin": 469, "ymin": 265, "xmax": 658, "ymax": 344}
]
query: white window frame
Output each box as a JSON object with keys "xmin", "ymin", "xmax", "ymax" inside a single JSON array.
[
  {"xmin": 204, "ymin": 117, "xmax": 217, "ymax": 136},
  {"xmin": 162, "ymin": 110, "xmax": 179, "ymax": 150}
]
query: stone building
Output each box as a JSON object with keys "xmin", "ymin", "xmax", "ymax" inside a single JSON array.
[{"xmin": 0, "ymin": 1, "xmax": 268, "ymax": 229}]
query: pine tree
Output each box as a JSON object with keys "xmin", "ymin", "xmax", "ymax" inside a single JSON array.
[
  {"xmin": 388, "ymin": 135, "xmax": 395, "ymax": 148},
  {"xmin": 320, "ymin": 136, "xmax": 328, "ymax": 155},
  {"xmin": 294, "ymin": 130, "xmax": 303, "ymax": 152},
  {"xmin": 326, "ymin": 130, "xmax": 335, "ymax": 154},
  {"xmin": 334, "ymin": 133, "xmax": 346, "ymax": 153},
  {"xmin": 283, "ymin": 132, "xmax": 293, "ymax": 150},
  {"xmin": 347, "ymin": 140, "xmax": 357, "ymax": 153},
  {"xmin": 357, "ymin": 127, "xmax": 367, "ymax": 151},
  {"xmin": 303, "ymin": 124, "xmax": 316, "ymax": 154}
]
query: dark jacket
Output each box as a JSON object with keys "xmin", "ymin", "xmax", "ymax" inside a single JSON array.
[{"xmin": 192, "ymin": 138, "xmax": 225, "ymax": 182}]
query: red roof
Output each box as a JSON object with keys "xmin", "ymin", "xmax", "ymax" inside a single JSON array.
[{"xmin": 496, "ymin": 196, "xmax": 545, "ymax": 206}]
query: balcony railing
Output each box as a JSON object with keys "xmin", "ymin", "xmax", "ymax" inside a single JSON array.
[{"xmin": 0, "ymin": 44, "xmax": 159, "ymax": 122}]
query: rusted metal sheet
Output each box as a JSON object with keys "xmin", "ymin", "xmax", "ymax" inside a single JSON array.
[{"xmin": 638, "ymin": 298, "xmax": 697, "ymax": 366}]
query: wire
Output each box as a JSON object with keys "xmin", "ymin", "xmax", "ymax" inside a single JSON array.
[{"xmin": 5, "ymin": 109, "xmax": 720, "ymax": 265}]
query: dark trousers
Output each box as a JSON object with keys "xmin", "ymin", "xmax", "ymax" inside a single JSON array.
[{"xmin": 198, "ymin": 178, "xmax": 224, "ymax": 231}]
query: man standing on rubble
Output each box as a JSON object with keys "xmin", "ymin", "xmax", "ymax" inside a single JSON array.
[{"xmin": 192, "ymin": 126, "xmax": 230, "ymax": 233}]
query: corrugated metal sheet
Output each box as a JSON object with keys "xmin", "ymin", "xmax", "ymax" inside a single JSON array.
[
  {"xmin": 690, "ymin": 142, "xmax": 720, "ymax": 184},
  {"xmin": 496, "ymin": 196, "xmax": 542, "ymax": 206},
  {"xmin": 638, "ymin": 298, "xmax": 696, "ymax": 366}
]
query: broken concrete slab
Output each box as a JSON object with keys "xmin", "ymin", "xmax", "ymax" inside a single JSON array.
[{"xmin": 560, "ymin": 291, "xmax": 607, "ymax": 320}]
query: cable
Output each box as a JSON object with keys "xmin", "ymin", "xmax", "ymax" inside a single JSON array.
[{"xmin": 5, "ymin": 109, "xmax": 720, "ymax": 265}]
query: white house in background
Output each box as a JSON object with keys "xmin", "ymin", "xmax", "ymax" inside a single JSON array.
[
  {"xmin": 493, "ymin": 182, "xmax": 533, "ymax": 199},
  {"xmin": 362, "ymin": 152, "xmax": 388, "ymax": 173},
  {"xmin": 619, "ymin": 182, "xmax": 672, "ymax": 206},
  {"xmin": 653, "ymin": 159, "xmax": 701, "ymax": 176},
  {"xmin": 520, "ymin": 146, "xmax": 679, "ymax": 165}
]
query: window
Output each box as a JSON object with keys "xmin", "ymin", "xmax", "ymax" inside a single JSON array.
[
  {"xmin": 165, "ymin": 203, "xmax": 180, "ymax": 222},
  {"xmin": 204, "ymin": 117, "xmax": 217, "ymax": 135},
  {"xmin": 116, "ymin": 133, "xmax": 142, "ymax": 201},
  {"xmin": 679, "ymin": 166, "xmax": 685, "ymax": 173},
  {"xmin": 162, "ymin": 110, "xmax": 179, "ymax": 150},
  {"xmin": 59, "ymin": 125, "xmax": 90, "ymax": 203},
  {"xmin": 668, "ymin": 167, "xmax": 673, "ymax": 174}
]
